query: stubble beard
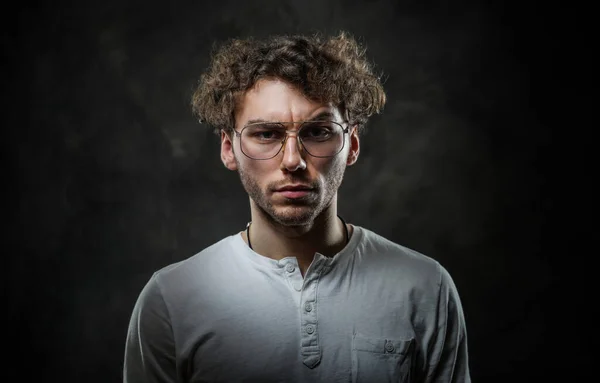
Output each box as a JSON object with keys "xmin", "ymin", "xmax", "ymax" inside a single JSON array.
[{"xmin": 237, "ymin": 159, "xmax": 346, "ymax": 227}]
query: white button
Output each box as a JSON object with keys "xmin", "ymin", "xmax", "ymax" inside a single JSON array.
[
  {"xmin": 385, "ymin": 341, "xmax": 395, "ymax": 353},
  {"xmin": 304, "ymin": 302, "xmax": 313, "ymax": 312},
  {"xmin": 306, "ymin": 325, "xmax": 315, "ymax": 334},
  {"xmin": 285, "ymin": 263, "xmax": 295, "ymax": 273},
  {"xmin": 293, "ymin": 282, "xmax": 302, "ymax": 291}
]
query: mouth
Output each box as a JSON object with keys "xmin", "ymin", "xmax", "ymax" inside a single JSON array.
[{"xmin": 274, "ymin": 185, "xmax": 315, "ymax": 199}]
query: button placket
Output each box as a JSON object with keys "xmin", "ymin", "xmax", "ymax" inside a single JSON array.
[
  {"xmin": 279, "ymin": 259, "xmax": 303, "ymax": 308},
  {"xmin": 299, "ymin": 261, "xmax": 323, "ymax": 368}
]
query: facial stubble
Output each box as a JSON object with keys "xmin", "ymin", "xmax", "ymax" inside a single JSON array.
[{"xmin": 235, "ymin": 155, "xmax": 347, "ymax": 227}]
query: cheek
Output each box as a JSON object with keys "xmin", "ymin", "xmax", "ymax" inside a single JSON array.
[
  {"xmin": 309, "ymin": 158, "xmax": 346, "ymax": 186},
  {"xmin": 315, "ymin": 156, "xmax": 345, "ymax": 172},
  {"xmin": 239, "ymin": 159, "xmax": 278, "ymax": 183}
]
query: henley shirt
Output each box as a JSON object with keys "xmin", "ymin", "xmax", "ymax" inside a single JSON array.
[{"xmin": 124, "ymin": 225, "xmax": 470, "ymax": 382}]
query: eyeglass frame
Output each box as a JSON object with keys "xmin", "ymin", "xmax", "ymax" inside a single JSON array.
[{"xmin": 230, "ymin": 120, "xmax": 351, "ymax": 160}]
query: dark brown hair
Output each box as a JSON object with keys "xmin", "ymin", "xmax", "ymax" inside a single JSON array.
[{"xmin": 191, "ymin": 31, "xmax": 386, "ymax": 134}]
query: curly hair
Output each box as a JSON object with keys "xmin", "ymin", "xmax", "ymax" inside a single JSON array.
[{"xmin": 191, "ymin": 31, "xmax": 386, "ymax": 135}]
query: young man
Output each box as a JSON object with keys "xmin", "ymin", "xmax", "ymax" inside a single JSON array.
[{"xmin": 124, "ymin": 32, "xmax": 471, "ymax": 382}]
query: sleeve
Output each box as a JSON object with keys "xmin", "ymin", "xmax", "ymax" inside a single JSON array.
[
  {"xmin": 123, "ymin": 273, "xmax": 178, "ymax": 383},
  {"xmin": 424, "ymin": 263, "xmax": 471, "ymax": 383}
]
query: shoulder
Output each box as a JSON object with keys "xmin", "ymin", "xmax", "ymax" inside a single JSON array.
[
  {"xmin": 349, "ymin": 226, "xmax": 463, "ymax": 300},
  {"xmin": 129, "ymin": 234, "xmax": 248, "ymax": 328},
  {"xmin": 147, "ymin": 234, "xmax": 244, "ymax": 296},
  {"xmin": 354, "ymin": 226, "xmax": 441, "ymax": 278}
]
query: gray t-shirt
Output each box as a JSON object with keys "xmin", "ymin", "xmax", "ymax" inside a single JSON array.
[{"xmin": 124, "ymin": 225, "xmax": 470, "ymax": 382}]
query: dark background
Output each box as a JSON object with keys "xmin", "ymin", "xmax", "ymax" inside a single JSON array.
[{"xmin": 5, "ymin": 0, "xmax": 592, "ymax": 382}]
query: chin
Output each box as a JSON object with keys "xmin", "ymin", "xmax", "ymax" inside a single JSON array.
[{"xmin": 269, "ymin": 205, "xmax": 319, "ymax": 227}]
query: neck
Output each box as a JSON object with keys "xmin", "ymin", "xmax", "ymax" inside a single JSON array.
[{"xmin": 244, "ymin": 196, "xmax": 349, "ymax": 273}]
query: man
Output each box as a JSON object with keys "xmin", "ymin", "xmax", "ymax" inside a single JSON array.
[{"xmin": 124, "ymin": 31, "xmax": 471, "ymax": 382}]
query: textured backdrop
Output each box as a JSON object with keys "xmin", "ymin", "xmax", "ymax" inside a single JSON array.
[{"xmin": 6, "ymin": 0, "xmax": 590, "ymax": 381}]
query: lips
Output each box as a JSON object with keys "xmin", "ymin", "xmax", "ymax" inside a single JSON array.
[
  {"xmin": 274, "ymin": 184, "xmax": 314, "ymax": 199},
  {"xmin": 276, "ymin": 185, "xmax": 313, "ymax": 192}
]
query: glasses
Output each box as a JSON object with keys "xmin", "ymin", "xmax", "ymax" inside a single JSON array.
[{"xmin": 233, "ymin": 121, "xmax": 350, "ymax": 160}]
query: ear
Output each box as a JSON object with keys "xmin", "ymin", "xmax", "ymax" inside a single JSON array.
[
  {"xmin": 220, "ymin": 130, "xmax": 238, "ymax": 171},
  {"xmin": 346, "ymin": 126, "xmax": 360, "ymax": 166}
]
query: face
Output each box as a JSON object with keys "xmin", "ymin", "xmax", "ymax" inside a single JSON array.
[{"xmin": 221, "ymin": 78, "xmax": 360, "ymax": 227}]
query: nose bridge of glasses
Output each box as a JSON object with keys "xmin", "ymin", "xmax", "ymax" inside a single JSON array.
[{"xmin": 281, "ymin": 129, "xmax": 303, "ymax": 153}]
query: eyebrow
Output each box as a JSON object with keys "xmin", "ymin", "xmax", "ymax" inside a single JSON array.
[
  {"xmin": 309, "ymin": 112, "xmax": 337, "ymax": 121},
  {"xmin": 245, "ymin": 111, "xmax": 338, "ymax": 125}
]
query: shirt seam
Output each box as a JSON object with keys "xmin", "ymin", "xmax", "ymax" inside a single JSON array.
[{"xmin": 425, "ymin": 261, "xmax": 445, "ymax": 381}]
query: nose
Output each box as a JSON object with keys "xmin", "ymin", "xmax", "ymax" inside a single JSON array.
[{"xmin": 280, "ymin": 133, "xmax": 307, "ymax": 172}]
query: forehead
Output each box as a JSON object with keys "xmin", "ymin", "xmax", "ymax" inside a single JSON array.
[{"xmin": 235, "ymin": 78, "xmax": 343, "ymax": 126}]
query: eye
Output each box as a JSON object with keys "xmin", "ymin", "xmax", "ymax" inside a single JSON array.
[
  {"xmin": 256, "ymin": 130, "xmax": 279, "ymax": 140},
  {"xmin": 301, "ymin": 124, "xmax": 334, "ymax": 141},
  {"xmin": 245, "ymin": 124, "xmax": 285, "ymax": 142}
]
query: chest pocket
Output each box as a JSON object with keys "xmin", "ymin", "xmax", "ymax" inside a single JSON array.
[{"xmin": 351, "ymin": 333, "xmax": 414, "ymax": 383}]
